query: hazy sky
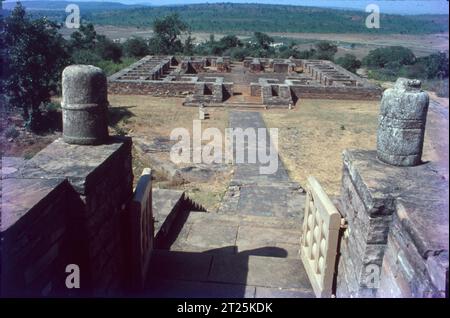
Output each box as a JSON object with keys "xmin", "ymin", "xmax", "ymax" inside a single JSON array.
[{"xmin": 4, "ymin": 0, "xmax": 449, "ymax": 15}]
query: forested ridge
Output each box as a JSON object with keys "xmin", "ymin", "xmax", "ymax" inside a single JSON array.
[{"xmin": 3, "ymin": 2, "xmax": 448, "ymax": 34}]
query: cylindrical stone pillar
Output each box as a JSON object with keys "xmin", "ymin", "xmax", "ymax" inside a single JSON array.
[
  {"xmin": 377, "ymin": 78, "xmax": 429, "ymax": 166},
  {"xmin": 61, "ymin": 65, "xmax": 109, "ymax": 145}
]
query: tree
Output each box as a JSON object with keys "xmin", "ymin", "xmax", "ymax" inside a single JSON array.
[
  {"xmin": 123, "ymin": 37, "xmax": 149, "ymax": 58},
  {"xmin": 148, "ymin": 36, "xmax": 163, "ymax": 55},
  {"xmin": 298, "ymin": 48, "xmax": 316, "ymax": 59},
  {"xmin": 95, "ymin": 35, "xmax": 122, "ymax": 63},
  {"xmin": 71, "ymin": 49, "xmax": 102, "ymax": 65},
  {"xmin": 417, "ymin": 52, "xmax": 449, "ymax": 79},
  {"xmin": 219, "ymin": 35, "xmax": 242, "ymax": 50},
  {"xmin": 253, "ymin": 32, "xmax": 274, "ymax": 50},
  {"xmin": 69, "ymin": 23, "xmax": 97, "ymax": 50},
  {"xmin": 4, "ymin": 2, "xmax": 69, "ymax": 131},
  {"xmin": 313, "ymin": 41, "xmax": 338, "ymax": 61},
  {"xmin": 152, "ymin": 13, "xmax": 188, "ymax": 54},
  {"xmin": 362, "ymin": 46, "xmax": 416, "ymax": 68},
  {"xmin": 183, "ymin": 35, "xmax": 195, "ymax": 55},
  {"xmin": 336, "ymin": 54, "xmax": 362, "ymax": 73},
  {"xmin": 278, "ymin": 46, "xmax": 302, "ymax": 59}
]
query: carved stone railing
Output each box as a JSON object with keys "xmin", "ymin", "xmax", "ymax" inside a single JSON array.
[
  {"xmin": 126, "ymin": 168, "xmax": 154, "ymax": 291},
  {"xmin": 301, "ymin": 176, "xmax": 341, "ymax": 298}
]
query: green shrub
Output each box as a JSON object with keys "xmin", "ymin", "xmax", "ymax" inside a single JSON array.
[
  {"xmin": 71, "ymin": 49, "xmax": 102, "ymax": 65},
  {"xmin": 96, "ymin": 57, "xmax": 138, "ymax": 76},
  {"xmin": 96, "ymin": 37, "xmax": 123, "ymax": 63},
  {"xmin": 123, "ymin": 37, "xmax": 149, "ymax": 58},
  {"xmin": 336, "ymin": 54, "xmax": 361, "ymax": 73},
  {"xmin": 363, "ymin": 46, "xmax": 416, "ymax": 68}
]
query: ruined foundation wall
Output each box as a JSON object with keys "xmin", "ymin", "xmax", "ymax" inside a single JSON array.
[
  {"xmin": 336, "ymin": 150, "xmax": 448, "ymax": 298},
  {"xmin": 108, "ymin": 81, "xmax": 197, "ymax": 96},
  {"xmin": 290, "ymin": 85, "xmax": 381, "ymax": 100}
]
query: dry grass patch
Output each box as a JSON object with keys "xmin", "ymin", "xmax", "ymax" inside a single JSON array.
[
  {"xmin": 263, "ymin": 99, "xmax": 379, "ymax": 196},
  {"xmin": 108, "ymin": 95, "xmax": 231, "ymax": 211}
]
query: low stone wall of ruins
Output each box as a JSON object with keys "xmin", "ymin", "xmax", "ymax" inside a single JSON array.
[
  {"xmin": 250, "ymin": 84, "xmax": 381, "ymax": 101},
  {"xmin": 290, "ymin": 85, "xmax": 381, "ymax": 100},
  {"xmin": 108, "ymin": 81, "xmax": 197, "ymax": 96}
]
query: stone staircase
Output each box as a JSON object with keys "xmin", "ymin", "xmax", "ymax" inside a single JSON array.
[
  {"xmin": 145, "ymin": 211, "xmax": 314, "ymax": 298},
  {"xmin": 144, "ymin": 111, "xmax": 315, "ymax": 298}
]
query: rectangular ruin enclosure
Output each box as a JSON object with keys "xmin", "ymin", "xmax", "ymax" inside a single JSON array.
[{"xmin": 107, "ymin": 55, "xmax": 382, "ymax": 103}]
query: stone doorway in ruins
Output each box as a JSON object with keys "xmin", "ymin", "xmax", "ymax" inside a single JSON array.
[{"xmin": 227, "ymin": 83, "xmax": 264, "ymax": 106}]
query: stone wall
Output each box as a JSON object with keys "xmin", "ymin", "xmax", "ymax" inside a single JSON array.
[
  {"xmin": 108, "ymin": 81, "xmax": 196, "ymax": 96},
  {"xmin": 1, "ymin": 178, "xmax": 84, "ymax": 297},
  {"xmin": 250, "ymin": 84, "xmax": 381, "ymax": 101},
  {"xmin": 336, "ymin": 150, "xmax": 448, "ymax": 297},
  {"xmin": 261, "ymin": 84, "xmax": 293, "ymax": 106},
  {"xmin": 379, "ymin": 200, "xmax": 448, "ymax": 297},
  {"xmin": 2, "ymin": 137, "xmax": 135, "ymax": 296},
  {"xmin": 290, "ymin": 85, "xmax": 381, "ymax": 100}
]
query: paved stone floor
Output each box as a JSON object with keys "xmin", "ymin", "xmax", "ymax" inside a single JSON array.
[
  {"xmin": 145, "ymin": 111, "xmax": 313, "ymax": 298},
  {"xmin": 219, "ymin": 112, "xmax": 306, "ymax": 217}
]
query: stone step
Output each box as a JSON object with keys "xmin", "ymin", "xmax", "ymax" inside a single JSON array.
[
  {"xmin": 224, "ymin": 101, "xmax": 265, "ymax": 106},
  {"xmin": 228, "ymin": 180, "xmax": 303, "ymax": 189},
  {"xmin": 145, "ymin": 250, "xmax": 314, "ymax": 298},
  {"xmin": 218, "ymin": 183, "xmax": 306, "ymax": 218},
  {"xmin": 164, "ymin": 211, "xmax": 304, "ymax": 259},
  {"xmin": 152, "ymin": 189, "xmax": 206, "ymax": 247},
  {"xmin": 184, "ymin": 211, "xmax": 303, "ymax": 230},
  {"xmin": 184, "ymin": 103, "xmax": 267, "ymax": 109}
]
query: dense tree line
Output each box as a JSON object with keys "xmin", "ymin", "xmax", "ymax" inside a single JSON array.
[
  {"xmin": 18, "ymin": 3, "xmax": 449, "ymax": 35},
  {"xmin": 362, "ymin": 46, "xmax": 449, "ymax": 81}
]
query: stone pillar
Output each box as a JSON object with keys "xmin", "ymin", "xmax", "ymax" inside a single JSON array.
[
  {"xmin": 377, "ymin": 78, "xmax": 429, "ymax": 166},
  {"xmin": 61, "ymin": 65, "xmax": 109, "ymax": 145}
]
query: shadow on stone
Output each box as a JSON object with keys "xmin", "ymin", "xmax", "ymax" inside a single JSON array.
[{"xmin": 145, "ymin": 246, "xmax": 292, "ymax": 298}]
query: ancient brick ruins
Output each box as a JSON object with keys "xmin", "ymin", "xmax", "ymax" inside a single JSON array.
[{"xmin": 108, "ymin": 55, "xmax": 382, "ymax": 106}]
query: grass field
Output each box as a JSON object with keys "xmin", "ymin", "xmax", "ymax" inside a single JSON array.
[
  {"xmin": 2, "ymin": 93, "xmax": 447, "ymax": 208},
  {"xmin": 263, "ymin": 99, "xmax": 379, "ymax": 196}
]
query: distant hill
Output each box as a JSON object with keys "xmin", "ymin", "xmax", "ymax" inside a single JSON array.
[
  {"xmin": 3, "ymin": 2, "xmax": 448, "ymax": 35},
  {"xmin": 2, "ymin": 1, "xmax": 147, "ymax": 11}
]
